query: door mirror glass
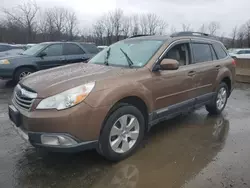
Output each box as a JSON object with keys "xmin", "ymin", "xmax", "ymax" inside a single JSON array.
[
  {"xmin": 38, "ymin": 51, "xmax": 47, "ymax": 57},
  {"xmin": 160, "ymin": 59, "xmax": 179, "ymax": 70}
]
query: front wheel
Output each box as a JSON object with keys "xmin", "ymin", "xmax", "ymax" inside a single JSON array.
[
  {"xmin": 98, "ymin": 104, "xmax": 145, "ymax": 161},
  {"xmin": 14, "ymin": 67, "xmax": 34, "ymax": 83},
  {"xmin": 206, "ymin": 82, "xmax": 229, "ymax": 115}
]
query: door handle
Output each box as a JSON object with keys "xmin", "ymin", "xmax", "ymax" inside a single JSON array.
[
  {"xmin": 215, "ymin": 65, "xmax": 221, "ymax": 70},
  {"xmin": 188, "ymin": 71, "xmax": 196, "ymax": 77}
]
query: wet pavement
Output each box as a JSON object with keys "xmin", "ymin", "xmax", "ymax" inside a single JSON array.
[{"xmin": 0, "ymin": 80, "xmax": 250, "ymax": 188}]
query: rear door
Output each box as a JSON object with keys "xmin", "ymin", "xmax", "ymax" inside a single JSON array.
[
  {"xmin": 63, "ymin": 43, "xmax": 87, "ymax": 64},
  {"xmin": 190, "ymin": 40, "xmax": 218, "ymax": 107},
  {"xmin": 36, "ymin": 44, "xmax": 65, "ymax": 70}
]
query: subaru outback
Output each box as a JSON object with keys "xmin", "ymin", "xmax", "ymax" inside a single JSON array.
[{"xmin": 8, "ymin": 32, "xmax": 236, "ymax": 161}]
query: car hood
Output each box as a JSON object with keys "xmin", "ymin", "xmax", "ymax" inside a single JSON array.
[
  {"xmin": 0, "ymin": 54, "xmax": 30, "ymax": 60},
  {"xmin": 20, "ymin": 63, "xmax": 135, "ymax": 98}
]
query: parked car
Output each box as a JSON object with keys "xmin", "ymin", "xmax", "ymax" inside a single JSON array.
[
  {"xmin": 0, "ymin": 41, "xmax": 99, "ymax": 82},
  {"xmin": 0, "ymin": 43, "xmax": 24, "ymax": 58},
  {"xmin": 228, "ymin": 48, "xmax": 250, "ymax": 59},
  {"xmin": 9, "ymin": 32, "xmax": 236, "ymax": 161},
  {"xmin": 97, "ymin": 45, "xmax": 108, "ymax": 51}
]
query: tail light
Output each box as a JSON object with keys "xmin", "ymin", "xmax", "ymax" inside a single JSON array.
[{"xmin": 232, "ymin": 59, "xmax": 236, "ymax": 66}]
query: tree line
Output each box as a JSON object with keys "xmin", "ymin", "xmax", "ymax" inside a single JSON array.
[{"xmin": 0, "ymin": 0, "xmax": 250, "ymax": 48}]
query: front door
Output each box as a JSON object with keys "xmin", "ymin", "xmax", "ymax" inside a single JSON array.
[
  {"xmin": 36, "ymin": 44, "xmax": 65, "ymax": 70},
  {"xmin": 151, "ymin": 40, "xmax": 197, "ymax": 118}
]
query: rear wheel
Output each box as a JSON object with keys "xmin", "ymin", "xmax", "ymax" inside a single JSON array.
[
  {"xmin": 206, "ymin": 82, "xmax": 229, "ymax": 115},
  {"xmin": 14, "ymin": 67, "xmax": 34, "ymax": 83},
  {"xmin": 98, "ymin": 104, "xmax": 145, "ymax": 161}
]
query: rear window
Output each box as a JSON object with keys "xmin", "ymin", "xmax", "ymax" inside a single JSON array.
[
  {"xmin": 192, "ymin": 43, "xmax": 213, "ymax": 63},
  {"xmin": 213, "ymin": 43, "xmax": 227, "ymax": 59},
  {"xmin": 81, "ymin": 43, "xmax": 99, "ymax": 54}
]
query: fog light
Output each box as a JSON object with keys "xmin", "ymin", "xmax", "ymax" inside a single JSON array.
[{"xmin": 41, "ymin": 135, "xmax": 77, "ymax": 146}]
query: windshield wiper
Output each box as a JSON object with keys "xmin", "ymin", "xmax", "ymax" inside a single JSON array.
[
  {"xmin": 119, "ymin": 48, "xmax": 134, "ymax": 68},
  {"xmin": 104, "ymin": 47, "xmax": 111, "ymax": 66}
]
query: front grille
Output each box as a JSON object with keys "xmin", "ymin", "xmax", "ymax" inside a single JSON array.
[{"xmin": 13, "ymin": 85, "xmax": 37, "ymax": 111}]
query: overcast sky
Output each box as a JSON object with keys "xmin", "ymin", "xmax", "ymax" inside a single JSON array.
[{"xmin": 2, "ymin": 0, "xmax": 250, "ymax": 36}]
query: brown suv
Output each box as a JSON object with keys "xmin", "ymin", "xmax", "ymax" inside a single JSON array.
[{"xmin": 8, "ymin": 32, "xmax": 236, "ymax": 161}]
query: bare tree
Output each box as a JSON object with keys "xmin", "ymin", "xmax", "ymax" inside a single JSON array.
[
  {"xmin": 170, "ymin": 25, "xmax": 177, "ymax": 34},
  {"xmin": 2, "ymin": 0, "xmax": 39, "ymax": 42},
  {"xmin": 50, "ymin": 7, "xmax": 68, "ymax": 38},
  {"xmin": 65, "ymin": 12, "xmax": 78, "ymax": 40},
  {"xmin": 93, "ymin": 19, "xmax": 105, "ymax": 45},
  {"xmin": 181, "ymin": 23, "xmax": 192, "ymax": 32},
  {"xmin": 139, "ymin": 14, "xmax": 148, "ymax": 35},
  {"xmin": 102, "ymin": 13, "xmax": 114, "ymax": 45},
  {"xmin": 244, "ymin": 20, "xmax": 250, "ymax": 47},
  {"xmin": 208, "ymin": 21, "xmax": 220, "ymax": 35},
  {"xmin": 131, "ymin": 15, "xmax": 139, "ymax": 36},
  {"xmin": 199, "ymin": 24, "xmax": 207, "ymax": 33},
  {"xmin": 237, "ymin": 26, "xmax": 245, "ymax": 48},
  {"xmin": 231, "ymin": 26, "xmax": 237, "ymax": 47},
  {"xmin": 111, "ymin": 9, "xmax": 124, "ymax": 41},
  {"xmin": 122, "ymin": 16, "xmax": 131, "ymax": 38}
]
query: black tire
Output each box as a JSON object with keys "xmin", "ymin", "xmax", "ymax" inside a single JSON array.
[
  {"xmin": 206, "ymin": 82, "xmax": 229, "ymax": 115},
  {"xmin": 14, "ymin": 67, "xmax": 34, "ymax": 83},
  {"xmin": 98, "ymin": 104, "xmax": 145, "ymax": 161}
]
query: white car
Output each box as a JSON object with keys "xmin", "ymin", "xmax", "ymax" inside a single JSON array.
[
  {"xmin": 228, "ymin": 48, "xmax": 250, "ymax": 59},
  {"xmin": 97, "ymin": 45, "xmax": 108, "ymax": 51}
]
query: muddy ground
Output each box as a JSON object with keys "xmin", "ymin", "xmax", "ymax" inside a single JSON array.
[{"xmin": 0, "ymin": 80, "xmax": 250, "ymax": 188}]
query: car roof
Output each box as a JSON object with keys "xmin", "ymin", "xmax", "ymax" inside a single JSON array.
[{"xmin": 125, "ymin": 32, "xmax": 222, "ymax": 44}]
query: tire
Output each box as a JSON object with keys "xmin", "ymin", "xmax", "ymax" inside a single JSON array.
[
  {"xmin": 14, "ymin": 67, "xmax": 34, "ymax": 83},
  {"xmin": 98, "ymin": 104, "xmax": 145, "ymax": 161},
  {"xmin": 206, "ymin": 82, "xmax": 229, "ymax": 115}
]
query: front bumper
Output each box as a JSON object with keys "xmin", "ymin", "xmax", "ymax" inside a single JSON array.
[
  {"xmin": 12, "ymin": 124, "xmax": 98, "ymax": 152},
  {"xmin": 0, "ymin": 67, "xmax": 14, "ymax": 79},
  {"xmin": 8, "ymin": 100, "xmax": 110, "ymax": 152}
]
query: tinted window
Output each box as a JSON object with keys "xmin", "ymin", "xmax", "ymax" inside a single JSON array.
[
  {"xmin": 210, "ymin": 45, "xmax": 217, "ymax": 60},
  {"xmin": 245, "ymin": 50, "xmax": 250, "ymax": 54},
  {"xmin": 213, "ymin": 43, "xmax": 227, "ymax": 59},
  {"xmin": 0, "ymin": 45, "xmax": 10, "ymax": 52},
  {"xmin": 63, "ymin": 44, "xmax": 84, "ymax": 55},
  {"xmin": 81, "ymin": 43, "xmax": 99, "ymax": 54},
  {"xmin": 43, "ymin": 44, "xmax": 63, "ymax": 56},
  {"xmin": 192, "ymin": 43, "xmax": 213, "ymax": 63}
]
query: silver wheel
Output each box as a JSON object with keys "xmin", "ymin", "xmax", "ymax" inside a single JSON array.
[
  {"xmin": 19, "ymin": 71, "xmax": 31, "ymax": 80},
  {"xmin": 109, "ymin": 114, "xmax": 140, "ymax": 154},
  {"xmin": 216, "ymin": 87, "xmax": 227, "ymax": 110}
]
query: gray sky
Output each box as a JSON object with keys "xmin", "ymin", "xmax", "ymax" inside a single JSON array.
[{"xmin": 2, "ymin": 0, "xmax": 250, "ymax": 36}]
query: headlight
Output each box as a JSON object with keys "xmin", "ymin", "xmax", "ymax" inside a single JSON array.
[
  {"xmin": 0, "ymin": 59, "xmax": 10, "ymax": 64},
  {"xmin": 36, "ymin": 82, "xmax": 95, "ymax": 110}
]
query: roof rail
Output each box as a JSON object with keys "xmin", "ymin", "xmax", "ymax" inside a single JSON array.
[
  {"xmin": 128, "ymin": 34, "xmax": 151, "ymax": 38},
  {"xmin": 170, "ymin": 31, "xmax": 210, "ymax": 37}
]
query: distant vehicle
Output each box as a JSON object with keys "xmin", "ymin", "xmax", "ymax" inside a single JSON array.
[
  {"xmin": 0, "ymin": 41, "xmax": 99, "ymax": 82},
  {"xmin": 228, "ymin": 48, "xmax": 250, "ymax": 59},
  {"xmin": 97, "ymin": 45, "xmax": 108, "ymax": 51},
  {"xmin": 0, "ymin": 43, "xmax": 24, "ymax": 58},
  {"xmin": 25, "ymin": 43, "xmax": 36, "ymax": 50}
]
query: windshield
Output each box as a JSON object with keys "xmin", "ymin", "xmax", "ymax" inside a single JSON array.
[
  {"xmin": 22, "ymin": 43, "xmax": 46, "ymax": 56},
  {"xmin": 89, "ymin": 39, "xmax": 164, "ymax": 68}
]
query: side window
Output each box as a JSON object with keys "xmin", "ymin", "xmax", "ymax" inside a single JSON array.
[
  {"xmin": 0, "ymin": 45, "xmax": 10, "ymax": 52},
  {"xmin": 237, "ymin": 50, "xmax": 244, "ymax": 54},
  {"xmin": 213, "ymin": 43, "xmax": 227, "ymax": 59},
  {"xmin": 210, "ymin": 45, "xmax": 217, "ymax": 60},
  {"xmin": 245, "ymin": 50, "xmax": 250, "ymax": 54},
  {"xmin": 63, "ymin": 44, "xmax": 85, "ymax": 55},
  {"xmin": 43, "ymin": 44, "xmax": 63, "ymax": 56},
  {"xmin": 164, "ymin": 43, "xmax": 190, "ymax": 66},
  {"xmin": 192, "ymin": 43, "xmax": 213, "ymax": 63}
]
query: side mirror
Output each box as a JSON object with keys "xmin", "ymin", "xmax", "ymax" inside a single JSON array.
[
  {"xmin": 38, "ymin": 51, "xmax": 47, "ymax": 58},
  {"xmin": 160, "ymin": 59, "xmax": 179, "ymax": 70}
]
